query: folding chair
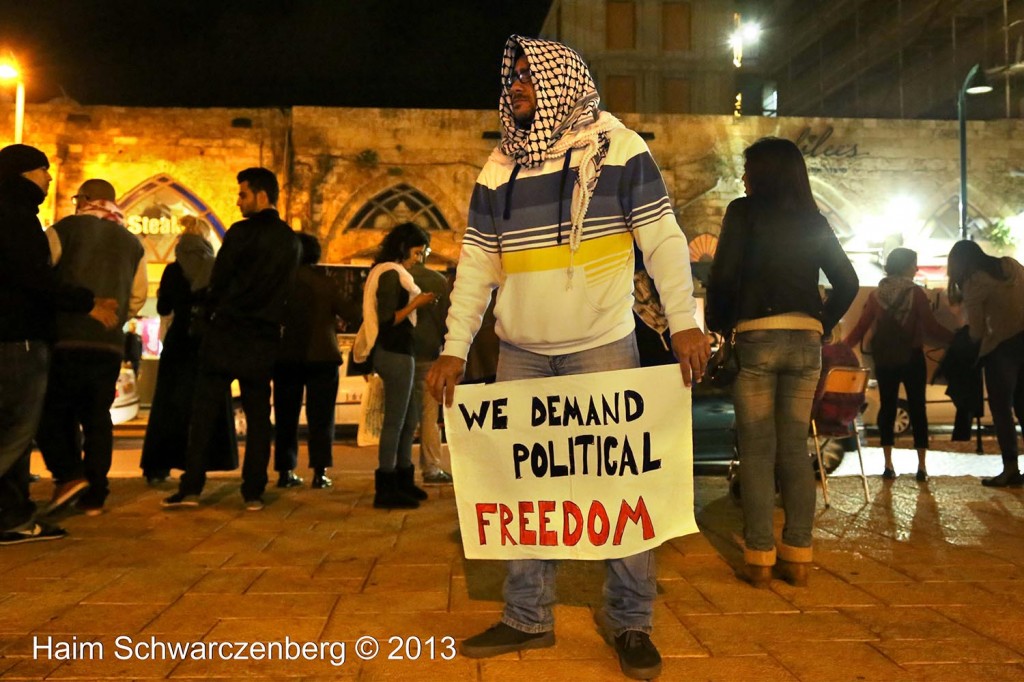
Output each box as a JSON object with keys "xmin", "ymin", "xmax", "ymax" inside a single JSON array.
[{"xmin": 811, "ymin": 367, "xmax": 871, "ymax": 508}]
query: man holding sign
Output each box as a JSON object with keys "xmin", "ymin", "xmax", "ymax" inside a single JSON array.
[{"xmin": 427, "ymin": 35, "xmax": 709, "ymax": 680}]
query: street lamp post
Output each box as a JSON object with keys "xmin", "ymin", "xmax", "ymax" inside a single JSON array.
[
  {"xmin": 0, "ymin": 60, "xmax": 24, "ymax": 144},
  {"xmin": 958, "ymin": 63, "xmax": 993, "ymax": 240}
]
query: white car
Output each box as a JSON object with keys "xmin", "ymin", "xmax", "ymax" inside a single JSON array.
[{"xmin": 858, "ymin": 343, "xmax": 990, "ymax": 436}]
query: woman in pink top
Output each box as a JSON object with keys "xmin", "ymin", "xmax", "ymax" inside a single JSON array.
[{"xmin": 846, "ymin": 248, "xmax": 953, "ymax": 482}]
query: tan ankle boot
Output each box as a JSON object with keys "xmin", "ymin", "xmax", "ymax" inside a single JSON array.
[
  {"xmin": 775, "ymin": 543, "xmax": 812, "ymax": 587},
  {"xmin": 738, "ymin": 546, "xmax": 776, "ymax": 588}
]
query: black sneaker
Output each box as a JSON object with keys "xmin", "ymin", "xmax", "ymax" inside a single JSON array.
[
  {"xmin": 610, "ymin": 630, "xmax": 662, "ymax": 680},
  {"xmin": 0, "ymin": 522, "xmax": 68, "ymax": 546},
  {"xmin": 276, "ymin": 471, "xmax": 304, "ymax": 488},
  {"xmin": 460, "ymin": 622, "xmax": 554, "ymax": 658},
  {"xmin": 161, "ymin": 492, "xmax": 200, "ymax": 508}
]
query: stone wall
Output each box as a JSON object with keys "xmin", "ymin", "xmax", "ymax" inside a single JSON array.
[{"xmin": 6, "ymin": 101, "xmax": 1024, "ymax": 276}]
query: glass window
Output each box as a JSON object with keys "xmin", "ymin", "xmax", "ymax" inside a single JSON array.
[
  {"xmin": 662, "ymin": 2, "xmax": 692, "ymax": 52},
  {"xmin": 606, "ymin": 1, "xmax": 636, "ymax": 50},
  {"xmin": 346, "ymin": 183, "xmax": 449, "ymax": 232}
]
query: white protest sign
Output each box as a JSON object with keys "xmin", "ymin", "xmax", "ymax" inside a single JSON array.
[{"xmin": 444, "ymin": 365, "xmax": 697, "ymax": 561}]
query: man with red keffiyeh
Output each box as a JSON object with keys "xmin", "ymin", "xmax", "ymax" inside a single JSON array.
[{"xmin": 37, "ymin": 179, "xmax": 147, "ymax": 517}]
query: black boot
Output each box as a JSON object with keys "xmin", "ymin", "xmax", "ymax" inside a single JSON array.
[
  {"xmin": 396, "ymin": 466, "xmax": 428, "ymax": 501},
  {"xmin": 311, "ymin": 467, "xmax": 332, "ymax": 489},
  {"xmin": 373, "ymin": 469, "xmax": 419, "ymax": 509}
]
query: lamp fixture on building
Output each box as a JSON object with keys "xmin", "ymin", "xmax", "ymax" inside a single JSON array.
[
  {"xmin": 729, "ymin": 13, "xmax": 760, "ymax": 69},
  {"xmin": 958, "ymin": 63, "xmax": 993, "ymax": 240},
  {"xmin": 0, "ymin": 58, "xmax": 24, "ymax": 144}
]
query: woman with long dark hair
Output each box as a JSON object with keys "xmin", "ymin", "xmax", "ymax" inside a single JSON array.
[
  {"xmin": 948, "ymin": 240, "xmax": 1024, "ymax": 487},
  {"xmin": 707, "ymin": 137, "xmax": 858, "ymax": 588},
  {"xmin": 354, "ymin": 222, "xmax": 437, "ymax": 508},
  {"xmin": 845, "ymin": 248, "xmax": 953, "ymax": 482}
]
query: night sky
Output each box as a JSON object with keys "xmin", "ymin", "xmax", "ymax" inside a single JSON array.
[{"xmin": 0, "ymin": 0, "xmax": 553, "ymax": 109}]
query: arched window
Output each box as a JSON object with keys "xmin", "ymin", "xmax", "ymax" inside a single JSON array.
[
  {"xmin": 346, "ymin": 183, "xmax": 450, "ymax": 232},
  {"xmin": 920, "ymin": 194, "xmax": 992, "ymax": 242},
  {"xmin": 119, "ymin": 175, "xmax": 225, "ymax": 265}
]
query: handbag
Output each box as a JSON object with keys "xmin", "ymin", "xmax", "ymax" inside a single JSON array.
[
  {"xmin": 356, "ymin": 372, "xmax": 385, "ymax": 447},
  {"xmin": 707, "ymin": 332, "xmax": 738, "ymax": 389}
]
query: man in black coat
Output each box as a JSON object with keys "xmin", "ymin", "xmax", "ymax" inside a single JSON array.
[
  {"xmin": 163, "ymin": 168, "xmax": 300, "ymax": 511},
  {"xmin": 0, "ymin": 144, "xmax": 117, "ymax": 544}
]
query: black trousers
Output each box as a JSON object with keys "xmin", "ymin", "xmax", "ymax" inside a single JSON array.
[
  {"xmin": 178, "ymin": 322, "xmax": 277, "ymax": 501},
  {"xmin": 179, "ymin": 371, "xmax": 272, "ymax": 500},
  {"xmin": 875, "ymin": 348, "xmax": 929, "ymax": 449},
  {"xmin": 273, "ymin": 362, "xmax": 338, "ymax": 472},
  {"xmin": 36, "ymin": 348, "xmax": 122, "ymax": 505},
  {"xmin": 982, "ymin": 332, "xmax": 1024, "ymax": 469}
]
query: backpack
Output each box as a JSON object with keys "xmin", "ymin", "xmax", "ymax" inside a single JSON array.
[{"xmin": 870, "ymin": 288, "xmax": 914, "ymax": 368}]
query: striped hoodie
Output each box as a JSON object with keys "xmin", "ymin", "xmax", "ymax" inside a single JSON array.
[{"xmin": 441, "ymin": 37, "xmax": 699, "ymax": 360}]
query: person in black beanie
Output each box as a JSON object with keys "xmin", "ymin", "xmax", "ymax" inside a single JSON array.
[{"xmin": 0, "ymin": 144, "xmax": 117, "ymax": 545}]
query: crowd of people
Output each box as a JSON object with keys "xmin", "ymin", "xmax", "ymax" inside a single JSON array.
[{"xmin": 3, "ymin": 32, "xmax": 1024, "ymax": 681}]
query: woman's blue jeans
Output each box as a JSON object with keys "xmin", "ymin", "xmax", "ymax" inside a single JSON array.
[
  {"xmin": 373, "ymin": 349, "xmax": 419, "ymax": 472},
  {"xmin": 495, "ymin": 335, "xmax": 657, "ymax": 636},
  {"xmin": 733, "ymin": 329, "xmax": 821, "ymax": 552}
]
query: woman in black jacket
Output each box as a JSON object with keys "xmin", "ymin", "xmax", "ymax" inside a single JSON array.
[
  {"xmin": 707, "ymin": 137, "xmax": 858, "ymax": 589},
  {"xmin": 272, "ymin": 234, "xmax": 346, "ymax": 490}
]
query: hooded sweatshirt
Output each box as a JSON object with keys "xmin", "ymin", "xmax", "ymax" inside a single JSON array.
[{"xmin": 442, "ymin": 36, "xmax": 699, "ymax": 359}]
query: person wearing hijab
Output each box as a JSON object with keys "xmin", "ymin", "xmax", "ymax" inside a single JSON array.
[
  {"xmin": 141, "ymin": 216, "xmax": 237, "ymax": 485},
  {"xmin": 426, "ymin": 35, "xmax": 708, "ymax": 680}
]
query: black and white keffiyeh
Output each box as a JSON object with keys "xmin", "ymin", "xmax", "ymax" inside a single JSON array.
[
  {"xmin": 499, "ymin": 35, "xmax": 603, "ymax": 168},
  {"xmin": 498, "ymin": 35, "xmax": 626, "ymax": 284}
]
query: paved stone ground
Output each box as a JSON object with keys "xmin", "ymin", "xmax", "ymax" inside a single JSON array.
[{"xmin": 2, "ymin": 441, "xmax": 1024, "ymax": 680}]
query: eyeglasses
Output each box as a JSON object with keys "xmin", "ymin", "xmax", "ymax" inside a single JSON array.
[{"xmin": 504, "ymin": 69, "xmax": 532, "ymax": 89}]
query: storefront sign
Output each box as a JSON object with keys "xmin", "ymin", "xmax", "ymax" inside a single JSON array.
[
  {"xmin": 126, "ymin": 214, "xmax": 183, "ymax": 236},
  {"xmin": 795, "ymin": 126, "xmax": 864, "ymax": 160}
]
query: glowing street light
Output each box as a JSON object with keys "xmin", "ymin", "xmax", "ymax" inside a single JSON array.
[
  {"xmin": 0, "ymin": 59, "xmax": 24, "ymax": 144},
  {"xmin": 730, "ymin": 14, "xmax": 761, "ymax": 68},
  {"xmin": 958, "ymin": 63, "xmax": 993, "ymax": 239}
]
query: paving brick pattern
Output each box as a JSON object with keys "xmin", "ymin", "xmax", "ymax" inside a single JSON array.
[{"xmin": 2, "ymin": 443, "xmax": 1024, "ymax": 680}]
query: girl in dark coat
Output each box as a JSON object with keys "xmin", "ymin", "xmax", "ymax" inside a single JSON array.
[{"xmin": 707, "ymin": 137, "xmax": 858, "ymax": 589}]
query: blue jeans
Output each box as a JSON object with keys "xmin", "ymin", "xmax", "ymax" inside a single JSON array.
[
  {"xmin": 0, "ymin": 341, "xmax": 49, "ymax": 531},
  {"xmin": 373, "ymin": 349, "xmax": 419, "ymax": 472},
  {"xmin": 496, "ymin": 335, "xmax": 656, "ymax": 636},
  {"xmin": 734, "ymin": 330, "xmax": 821, "ymax": 552}
]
